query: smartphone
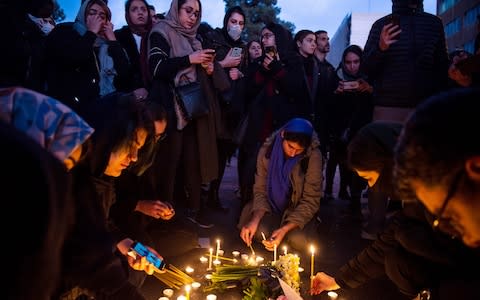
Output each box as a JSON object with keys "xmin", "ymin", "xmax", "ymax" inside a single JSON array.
[
  {"xmin": 230, "ymin": 47, "xmax": 243, "ymax": 57},
  {"xmin": 128, "ymin": 241, "xmax": 166, "ymax": 271},
  {"xmin": 265, "ymin": 45, "xmax": 277, "ymax": 57},
  {"xmin": 388, "ymin": 14, "xmax": 400, "ymax": 26},
  {"xmin": 343, "ymin": 80, "xmax": 359, "ymax": 90}
]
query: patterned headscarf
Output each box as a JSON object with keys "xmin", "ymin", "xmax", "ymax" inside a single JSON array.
[{"xmin": 0, "ymin": 87, "xmax": 94, "ymax": 162}]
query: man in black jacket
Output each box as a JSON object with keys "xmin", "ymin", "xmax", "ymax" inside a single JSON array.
[{"xmin": 362, "ymin": 0, "xmax": 449, "ymax": 123}]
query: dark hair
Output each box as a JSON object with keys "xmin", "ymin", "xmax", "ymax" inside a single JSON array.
[
  {"xmin": 147, "ymin": 4, "xmax": 155, "ymax": 11},
  {"xmin": 314, "ymin": 30, "xmax": 327, "ymax": 35},
  {"xmin": 395, "ymin": 88, "xmax": 480, "ymax": 200},
  {"xmin": 86, "ymin": 0, "xmax": 111, "ymax": 21},
  {"xmin": 294, "ymin": 29, "xmax": 315, "ymax": 51},
  {"xmin": 246, "ymin": 39, "xmax": 262, "ymax": 62},
  {"xmin": 84, "ymin": 92, "xmax": 154, "ymax": 177},
  {"xmin": 283, "ymin": 131, "xmax": 311, "ymax": 149},
  {"xmin": 223, "ymin": 5, "xmax": 246, "ymax": 29},
  {"xmin": 262, "ymin": 22, "xmax": 293, "ymax": 59}
]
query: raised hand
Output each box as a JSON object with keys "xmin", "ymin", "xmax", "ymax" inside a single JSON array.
[{"xmin": 379, "ymin": 23, "xmax": 401, "ymax": 51}]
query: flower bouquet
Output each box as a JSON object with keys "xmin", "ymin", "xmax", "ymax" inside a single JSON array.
[{"xmin": 203, "ymin": 254, "xmax": 302, "ymax": 299}]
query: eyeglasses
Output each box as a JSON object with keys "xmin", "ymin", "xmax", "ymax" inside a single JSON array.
[
  {"xmin": 261, "ymin": 33, "xmax": 274, "ymax": 40},
  {"xmin": 155, "ymin": 132, "xmax": 167, "ymax": 142},
  {"xmin": 431, "ymin": 170, "xmax": 464, "ymax": 237},
  {"xmin": 181, "ymin": 6, "xmax": 200, "ymax": 19}
]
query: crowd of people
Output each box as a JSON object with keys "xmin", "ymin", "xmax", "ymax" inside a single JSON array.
[{"xmin": 1, "ymin": 0, "xmax": 479, "ymax": 299}]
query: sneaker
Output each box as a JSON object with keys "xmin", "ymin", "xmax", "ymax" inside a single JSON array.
[{"xmin": 186, "ymin": 215, "xmax": 214, "ymax": 229}]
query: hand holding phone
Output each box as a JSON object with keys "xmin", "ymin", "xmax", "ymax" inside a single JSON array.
[
  {"xmin": 230, "ymin": 47, "xmax": 243, "ymax": 57},
  {"xmin": 265, "ymin": 45, "xmax": 277, "ymax": 58},
  {"xmin": 128, "ymin": 241, "xmax": 166, "ymax": 271}
]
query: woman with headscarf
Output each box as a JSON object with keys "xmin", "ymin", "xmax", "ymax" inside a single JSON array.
[
  {"xmin": 324, "ymin": 45, "xmax": 373, "ymax": 211},
  {"xmin": 114, "ymin": 0, "xmax": 153, "ymax": 98},
  {"xmin": 45, "ymin": 0, "xmax": 130, "ymax": 119},
  {"xmin": 238, "ymin": 118, "xmax": 322, "ymax": 252},
  {"xmin": 57, "ymin": 92, "xmax": 158, "ymax": 300},
  {"xmin": 147, "ymin": 0, "xmax": 223, "ymax": 228},
  {"xmin": 0, "ymin": 86, "xmax": 94, "ymax": 170}
]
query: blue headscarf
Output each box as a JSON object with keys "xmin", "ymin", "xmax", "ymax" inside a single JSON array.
[{"xmin": 267, "ymin": 118, "xmax": 313, "ymax": 214}]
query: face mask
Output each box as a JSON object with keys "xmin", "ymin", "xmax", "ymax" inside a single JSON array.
[{"xmin": 227, "ymin": 24, "xmax": 242, "ymax": 41}]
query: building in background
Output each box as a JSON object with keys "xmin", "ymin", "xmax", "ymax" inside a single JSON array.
[
  {"xmin": 438, "ymin": 0, "xmax": 480, "ymax": 53},
  {"xmin": 329, "ymin": 12, "xmax": 385, "ymax": 68}
]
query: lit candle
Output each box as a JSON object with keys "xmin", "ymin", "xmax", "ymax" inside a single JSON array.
[
  {"xmin": 177, "ymin": 296, "xmax": 186, "ymax": 300},
  {"xmin": 185, "ymin": 266, "xmax": 194, "ymax": 274},
  {"xmin": 200, "ymin": 256, "xmax": 208, "ymax": 263},
  {"xmin": 273, "ymin": 243, "xmax": 277, "ymax": 263},
  {"xmin": 298, "ymin": 267, "xmax": 304, "ymax": 272},
  {"xmin": 310, "ymin": 245, "xmax": 315, "ymax": 283},
  {"xmin": 205, "ymin": 274, "xmax": 212, "ymax": 280},
  {"xmin": 241, "ymin": 254, "xmax": 248, "ymax": 260},
  {"xmin": 185, "ymin": 285, "xmax": 191, "ymax": 300},
  {"xmin": 215, "ymin": 239, "xmax": 220, "ymax": 261},
  {"xmin": 327, "ymin": 291, "xmax": 339, "ymax": 299},
  {"xmin": 159, "ymin": 297, "xmax": 169, "ymax": 300},
  {"xmin": 255, "ymin": 256, "xmax": 264, "ymax": 263},
  {"xmin": 283, "ymin": 246, "xmax": 287, "ymax": 256},
  {"xmin": 232, "ymin": 251, "xmax": 240, "ymax": 257},
  {"xmin": 218, "ymin": 249, "xmax": 224, "ymax": 256},
  {"xmin": 191, "ymin": 282, "xmax": 201, "ymax": 289},
  {"xmin": 208, "ymin": 248, "xmax": 213, "ymax": 270},
  {"xmin": 206, "ymin": 294, "xmax": 217, "ymax": 300},
  {"xmin": 163, "ymin": 289, "xmax": 174, "ymax": 297},
  {"xmin": 213, "ymin": 259, "xmax": 221, "ymax": 266},
  {"xmin": 261, "ymin": 232, "xmax": 267, "ymax": 241}
]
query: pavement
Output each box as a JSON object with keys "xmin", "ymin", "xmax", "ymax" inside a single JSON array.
[{"xmin": 140, "ymin": 156, "xmax": 409, "ymax": 300}]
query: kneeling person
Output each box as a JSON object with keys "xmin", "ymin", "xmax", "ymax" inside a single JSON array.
[{"xmin": 239, "ymin": 118, "xmax": 322, "ymax": 251}]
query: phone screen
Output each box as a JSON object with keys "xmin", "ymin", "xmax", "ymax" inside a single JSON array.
[
  {"xmin": 265, "ymin": 46, "xmax": 277, "ymax": 57},
  {"xmin": 231, "ymin": 47, "xmax": 243, "ymax": 57},
  {"xmin": 131, "ymin": 242, "xmax": 166, "ymax": 270}
]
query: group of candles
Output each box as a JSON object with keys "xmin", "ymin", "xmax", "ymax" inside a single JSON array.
[{"xmin": 170, "ymin": 238, "xmax": 320, "ymax": 298}]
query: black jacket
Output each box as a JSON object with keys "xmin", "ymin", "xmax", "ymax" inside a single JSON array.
[{"xmin": 363, "ymin": 3, "xmax": 449, "ymax": 108}]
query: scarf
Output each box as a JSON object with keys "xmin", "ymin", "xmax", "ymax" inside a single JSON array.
[
  {"xmin": 267, "ymin": 135, "xmax": 301, "ymax": 214},
  {"xmin": 73, "ymin": 0, "xmax": 116, "ymax": 96},
  {"xmin": 267, "ymin": 118, "xmax": 313, "ymax": 213},
  {"xmin": 0, "ymin": 87, "xmax": 94, "ymax": 162},
  {"xmin": 149, "ymin": 0, "xmax": 202, "ymax": 87},
  {"xmin": 125, "ymin": 0, "xmax": 153, "ymax": 87}
]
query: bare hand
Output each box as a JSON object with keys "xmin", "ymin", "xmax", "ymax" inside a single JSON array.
[
  {"xmin": 101, "ymin": 21, "xmax": 116, "ymax": 41},
  {"xmin": 86, "ymin": 14, "xmax": 104, "ymax": 34},
  {"xmin": 379, "ymin": 23, "xmax": 401, "ymax": 51},
  {"xmin": 262, "ymin": 228, "xmax": 286, "ymax": 251},
  {"xmin": 229, "ymin": 68, "xmax": 242, "ymax": 80},
  {"xmin": 127, "ymin": 244, "xmax": 165, "ymax": 274},
  {"xmin": 136, "ymin": 200, "xmax": 175, "ymax": 220},
  {"xmin": 220, "ymin": 48, "xmax": 242, "ymax": 68},
  {"xmin": 133, "ymin": 88, "xmax": 148, "ymax": 100},
  {"xmin": 310, "ymin": 272, "xmax": 340, "ymax": 295},
  {"xmin": 240, "ymin": 220, "xmax": 259, "ymax": 246},
  {"xmin": 334, "ymin": 81, "xmax": 345, "ymax": 94},
  {"xmin": 262, "ymin": 54, "xmax": 275, "ymax": 70},
  {"xmin": 357, "ymin": 78, "xmax": 373, "ymax": 93},
  {"xmin": 189, "ymin": 49, "xmax": 215, "ymax": 65},
  {"xmin": 202, "ymin": 61, "xmax": 214, "ymax": 75}
]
